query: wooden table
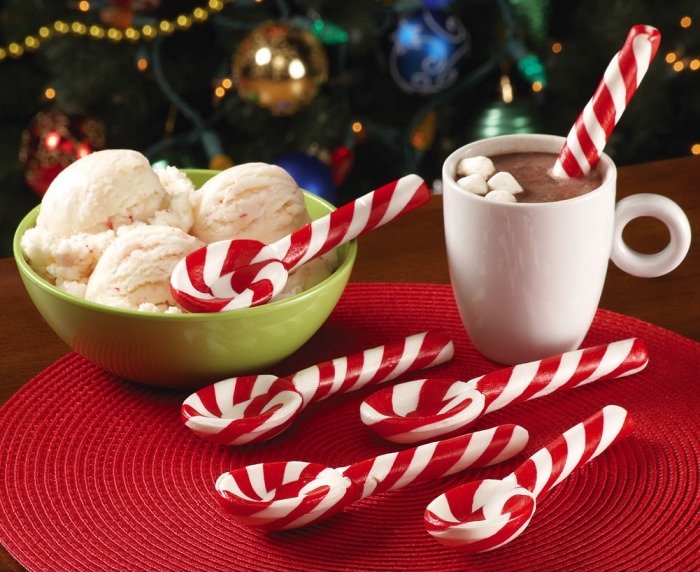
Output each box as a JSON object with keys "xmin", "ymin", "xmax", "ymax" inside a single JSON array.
[{"xmin": 0, "ymin": 155, "xmax": 698, "ymax": 570}]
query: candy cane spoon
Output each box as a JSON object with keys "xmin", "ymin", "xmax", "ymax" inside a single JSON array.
[
  {"xmin": 361, "ymin": 338, "xmax": 647, "ymax": 443},
  {"xmin": 171, "ymin": 174, "xmax": 430, "ymax": 312},
  {"xmin": 216, "ymin": 423, "xmax": 528, "ymax": 530},
  {"xmin": 182, "ymin": 331, "xmax": 453, "ymax": 445},
  {"xmin": 424, "ymin": 405, "xmax": 632, "ymax": 552}
]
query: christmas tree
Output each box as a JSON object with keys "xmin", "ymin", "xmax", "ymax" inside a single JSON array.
[{"xmin": 1, "ymin": 0, "xmax": 698, "ymax": 256}]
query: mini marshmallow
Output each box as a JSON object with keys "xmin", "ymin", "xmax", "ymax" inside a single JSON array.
[
  {"xmin": 484, "ymin": 190, "xmax": 518, "ymax": 203},
  {"xmin": 456, "ymin": 156, "xmax": 495, "ymax": 179},
  {"xmin": 456, "ymin": 174, "xmax": 489, "ymax": 196},
  {"xmin": 487, "ymin": 171, "xmax": 523, "ymax": 194}
]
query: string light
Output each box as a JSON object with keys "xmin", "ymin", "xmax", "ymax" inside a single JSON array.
[
  {"xmin": 691, "ymin": 143, "xmax": 700, "ymax": 155},
  {"xmin": 193, "ymin": 7, "xmax": 209, "ymax": 21},
  {"xmin": 551, "ymin": 41, "xmax": 562, "ymax": 54},
  {"xmin": 124, "ymin": 27, "xmax": 140, "ymax": 41},
  {"xmin": 107, "ymin": 28, "xmax": 123, "ymax": 41},
  {"xmin": 662, "ymin": 14, "xmax": 700, "ymax": 74},
  {"xmin": 0, "ymin": 1, "xmax": 229, "ymax": 62},
  {"xmin": 53, "ymin": 21, "xmax": 69, "ymax": 34},
  {"xmin": 71, "ymin": 21, "xmax": 87, "ymax": 35},
  {"xmin": 89, "ymin": 25, "xmax": 105, "ymax": 39},
  {"xmin": 212, "ymin": 77, "xmax": 234, "ymax": 101},
  {"xmin": 8, "ymin": 43, "xmax": 23, "ymax": 56},
  {"xmin": 141, "ymin": 25, "xmax": 156, "ymax": 39},
  {"xmin": 500, "ymin": 74, "xmax": 513, "ymax": 103},
  {"xmin": 24, "ymin": 36, "xmax": 40, "ymax": 50},
  {"xmin": 665, "ymin": 52, "xmax": 699, "ymax": 73},
  {"xmin": 43, "ymin": 87, "xmax": 56, "ymax": 100},
  {"xmin": 176, "ymin": 15, "xmax": 192, "ymax": 29},
  {"xmin": 159, "ymin": 21, "xmax": 175, "ymax": 35},
  {"xmin": 44, "ymin": 131, "xmax": 61, "ymax": 151},
  {"xmin": 311, "ymin": 18, "xmax": 349, "ymax": 45},
  {"xmin": 351, "ymin": 121, "xmax": 363, "ymax": 134}
]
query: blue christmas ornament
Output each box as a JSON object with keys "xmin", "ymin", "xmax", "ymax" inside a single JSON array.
[
  {"xmin": 389, "ymin": 8, "xmax": 469, "ymax": 95},
  {"xmin": 273, "ymin": 152, "xmax": 339, "ymax": 205},
  {"xmin": 422, "ymin": 0, "xmax": 453, "ymax": 9}
]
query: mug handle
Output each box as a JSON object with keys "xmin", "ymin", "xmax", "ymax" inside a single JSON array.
[{"xmin": 611, "ymin": 193, "xmax": 691, "ymax": 278}]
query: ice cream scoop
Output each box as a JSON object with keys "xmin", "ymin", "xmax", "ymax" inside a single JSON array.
[
  {"xmin": 361, "ymin": 338, "xmax": 647, "ymax": 443},
  {"xmin": 215, "ymin": 424, "xmax": 528, "ymax": 530},
  {"xmin": 35, "ymin": 148, "xmax": 168, "ymax": 237},
  {"xmin": 424, "ymin": 405, "xmax": 632, "ymax": 552},
  {"xmin": 20, "ymin": 148, "xmax": 175, "ymax": 291},
  {"xmin": 182, "ymin": 331, "xmax": 454, "ymax": 445},
  {"xmin": 190, "ymin": 162, "xmax": 310, "ymax": 244},
  {"xmin": 85, "ymin": 224, "xmax": 203, "ymax": 311},
  {"xmin": 170, "ymin": 174, "xmax": 430, "ymax": 312}
]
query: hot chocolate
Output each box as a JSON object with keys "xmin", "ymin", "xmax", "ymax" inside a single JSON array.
[
  {"xmin": 444, "ymin": 133, "xmax": 690, "ymax": 365},
  {"xmin": 491, "ymin": 152, "xmax": 603, "ymax": 203}
]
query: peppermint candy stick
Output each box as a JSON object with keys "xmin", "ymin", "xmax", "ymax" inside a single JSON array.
[
  {"xmin": 182, "ymin": 330, "xmax": 454, "ymax": 445},
  {"xmin": 425, "ymin": 405, "xmax": 633, "ymax": 552},
  {"xmin": 552, "ymin": 25, "xmax": 661, "ymax": 178},
  {"xmin": 362, "ymin": 337, "xmax": 647, "ymax": 443},
  {"xmin": 216, "ymin": 423, "xmax": 529, "ymax": 530},
  {"xmin": 279, "ymin": 174, "xmax": 430, "ymax": 271},
  {"xmin": 171, "ymin": 174, "xmax": 430, "ymax": 312}
]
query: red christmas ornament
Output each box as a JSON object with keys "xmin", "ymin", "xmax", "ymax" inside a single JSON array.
[
  {"xmin": 100, "ymin": 0, "xmax": 161, "ymax": 30},
  {"xmin": 330, "ymin": 145, "xmax": 354, "ymax": 186},
  {"xmin": 19, "ymin": 110, "xmax": 107, "ymax": 197}
]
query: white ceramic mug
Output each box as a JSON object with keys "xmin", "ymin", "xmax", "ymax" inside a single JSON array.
[{"xmin": 442, "ymin": 134, "xmax": 692, "ymax": 365}]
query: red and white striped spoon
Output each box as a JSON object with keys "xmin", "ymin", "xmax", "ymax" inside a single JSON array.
[
  {"xmin": 425, "ymin": 405, "xmax": 632, "ymax": 552},
  {"xmin": 171, "ymin": 174, "xmax": 430, "ymax": 312},
  {"xmin": 216, "ymin": 423, "xmax": 529, "ymax": 530},
  {"xmin": 182, "ymin": 331, "xmax": 454, "ymax": 445},
  {"xmin": 552, "ymin": 25, "xmax": 661, "ymax": 178},
  {"xmin": 361, "ymin": 338, "xmax": 647, "ymax": 443}
]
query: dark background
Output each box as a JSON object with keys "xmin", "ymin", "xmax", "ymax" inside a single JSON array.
[{"xmin": 1, "ymin": 0, "xmax": 698, "ymax": 257}]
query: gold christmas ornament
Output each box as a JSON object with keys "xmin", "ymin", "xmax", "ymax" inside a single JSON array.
[{"xmin": 232, "ymin": 21, "xmax": 329, "ymax": 116}]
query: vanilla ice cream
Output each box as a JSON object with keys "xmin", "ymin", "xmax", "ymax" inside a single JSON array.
[
  {"xmin": 152, "ymin": 165, "xmax": 197, "ymax": 231},
  {"xmin": 278, "ymin": 256, "xmax": 337, "ymax": 299},
  {"xmin": 191, "ymin": 162, "xmax": 311, "ymax": 244},
  {"xmin": 85, "ymin": 224, "xmax": 203, "ymax": 312},
  {"xmin": 21, "ymin": 149, "xmax": 196, "ymax": 293},
  {"xmin": 190, "ymin": 162, "xmax": 336, "ymax": 298},
  {"xmin": 22, "ymin": 153, "xmax": 337, "ymax": 313},
  {"xmin": 36, "ymin": 149, "xmax": 168, "ymax": 236},
  {"xmin": 20, "ymin": 229, "xmax": 115, "ymax": 297}
]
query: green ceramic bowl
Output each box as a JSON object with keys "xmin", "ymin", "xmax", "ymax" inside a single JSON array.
[{"xmin": 13, "ymin": 169, "xmax": 356, "ymax": 388}]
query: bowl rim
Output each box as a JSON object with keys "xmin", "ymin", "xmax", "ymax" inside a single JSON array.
[{"xmin": 13, "ymin": 191, "xmax": 357, "ymax": 321}]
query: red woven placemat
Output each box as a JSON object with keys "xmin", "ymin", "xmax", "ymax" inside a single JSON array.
[{"xmin": 1, "ymin": 283, "xmax": 698, "ymax": 572}]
